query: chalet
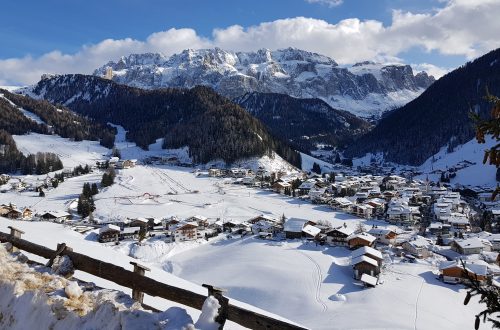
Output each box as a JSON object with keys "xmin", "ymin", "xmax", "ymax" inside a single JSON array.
[
  {"xmin": 22, "ymin": 208, "xmax": 33, "ymax": 220},
  {"xmin": 98, "ymin": 224, "xmax": 121, "ymax": 243},
  {"xmin": 351, "ymin": 246, "xmax": 384, "ymax": 266},
  {"xmin": 365, "ymin": 199, "xmax": 386, "ymax": 217},
  {"xmin": 223, "ymin": 220, "xmax": 241, "ymax": 232},
  {"xmin": 284, "ymin": 218, "xmax": 308, "ymax": 239},
  {"xmin": 40, "ymin": 211, "xmax": 71, "ymax": 223},
  {"xmin": 427, "ymin": 222, "xmax": 451, "ymax": 236},
  {"xmin": 163, "ymin": 216, "xmax": 180, "ymax": 230},
  {"xmin": 298, "ymin": 181, "xmax": 319, "ymax": 196},
  {"xmin": 121, "ymin": 227, "xmax": 140, "ymax": 240},
  {"xmin": 351, "ymin": 204, "xmax": 374, "ymax": 219},
  {"xmin": 325, "ymin": 227, "xmax": 355, "ymax": 246},
  {"xmin": 387, "ymin": 203, "xmax": 417, "ymax": 226},
  {"xmin": 447, "ymin": 215, "xmax": 470, "ymax": 232},
  {"xmin": 247, "ymin": 214, "xmax": 278, "ymax": 224},
  {"xmin": 172, "ymin": 222, "xmax": 199, "ymax": 242},
  {"xmin": 451, "ymin": 238, "xmax": 484, "ymax": 255},
  {"xmin": 251, "ymin": 219, "xmax": 278, "ymax": 235},
  {"xmin": 129, "ymin": 217, "xmax": 149, "ymax": 229},
  {"xmin": 401, "ymin": 236, "xmax": 432, "ymax": 258},
  {"xmin": 309, "ymin": 187, "xmax": 327, "ymax": 203},
  {"xmin": 302, "ymin": 224, "xmax": 321, "ymax": 240},
  {"xmin": 439, "ymin": 260, "xmax": 488, "ymax": 284},
  {"xmin": 331, "ymin": 197, "xmax": 353, "ymax": 212},
  {"xmin": 186, "ymin": 215, "xmax": 209, "ymax": 228},
  {"xmin": 368, "ymin": 228, "xmax": 398, "ymax": 245},
  {"xmin": 272, "ymin": 181, "xmax": 291, "ymax": 194},
  {"xmin": 351, "ymin": 255, "xmax": 380, "ymax": 280},
  {"xmin": 5, "ymin": 209, "xmax": 22, "ymax": 219},
  {"xmin": 0, "ymin": 204, "xmax": 15, "ymax": 216},
  {"xmin": 477, "ymin": 233, "xmax": 500, "ymax": 251},
  {"xmin": 347, "ymin": 232, "xmax": 376, "ymax": 249}
]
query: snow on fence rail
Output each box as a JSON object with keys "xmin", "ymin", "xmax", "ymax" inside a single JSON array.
[{"xmin": 0, "ymin": 227, "xmax": 306, "ymax": 330}]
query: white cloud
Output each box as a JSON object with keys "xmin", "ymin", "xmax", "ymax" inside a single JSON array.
[
  {"xmin": 0, "ymin": 28, "xmax": 210, "ymax": 86},
  {"xmin": 411, "ymin": 63, "xmax": 450, "ymax": 79},
  {"xmin": 1, "ymin": 0, "xmax": 499, "ymax": 85},
  {"xmin": 305, "ymin": 0, "xmax": 343, "ymax": 7}
]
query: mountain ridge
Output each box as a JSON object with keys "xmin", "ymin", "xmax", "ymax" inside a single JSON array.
[{"xmin": 93, "ymin": 47, "xmax": 435, "ymax": 118}]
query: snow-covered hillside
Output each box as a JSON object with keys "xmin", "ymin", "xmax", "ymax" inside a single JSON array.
[
  {"xmin": 417, "ymin": 137, "xmax": 497, "ymax": 188},
  {"xmin": 93, "ymin": 48, "xmax": 434, "ymax": 118}
]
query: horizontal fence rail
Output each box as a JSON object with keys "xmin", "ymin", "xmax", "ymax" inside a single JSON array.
[{"xmin": 0, "ymin": 229, "xmax": 306, "ymax": 330}]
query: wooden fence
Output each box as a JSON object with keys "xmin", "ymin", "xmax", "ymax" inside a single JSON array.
[{"xmin": 0, "ymin": 227, "xmax": 307, "ymax": 330}]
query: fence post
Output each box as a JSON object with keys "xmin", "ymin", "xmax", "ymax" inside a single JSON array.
[
  {"xmin": 7, "ymin": 226, "xmax": 25, "ymax": 253},
  {"xmin": 130, "ymin": 261, "xmax": 150, "ymax": 303},
  {"xmin": 203, "ymin": 284, "xmax": 229, "ymax": 329}
]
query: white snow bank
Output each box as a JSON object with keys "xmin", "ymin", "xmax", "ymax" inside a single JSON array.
[{"xmin": 0, "ymin": 243, "xmax": 201, "ymax": 329}]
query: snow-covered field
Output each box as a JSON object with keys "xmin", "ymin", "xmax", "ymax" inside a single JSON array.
[
  {"xmin": 168, "ymin": 238, "xmax": 484, "ymax": 329},
  {"xmin": 0, "ymin": 131, "xmax": 489, "ymax": 329}
]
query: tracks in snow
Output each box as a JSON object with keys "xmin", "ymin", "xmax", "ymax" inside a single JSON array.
[
  {"xmin": 148, "ymin": 166, "xmax": 191, "ymax": 194},
  {"xmin": 297, "ymin": 250, "xmax": 328, "ymax": 312},
  {"xmin": 414, "ymin": 279, "xmax": 424, "ymax": 330}
]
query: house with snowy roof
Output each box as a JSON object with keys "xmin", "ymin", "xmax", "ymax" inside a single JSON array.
[
  {"xmin": 447, "ymin": 215, "xmax": 470, "ymax": 232},
  {"xmin": 98, "ymin": 224, "xmax": 121, "ymax": 243},
  {"xmin": 427, "ymin": 222, "xmax": 451, "ymax": 236},
  {"xmin": 451, "ymin": 238, "xmax": 485, "ymax": 255},
  {"xmin": 351, "ymin": 246, "xmax": 383, "ymax": 266},
  {"xmin": 298, "ymin": 181, "xmax": 320, "ymax": 195},
  {"xmin": 330, "ymin": 197, "xmax": 353, "ymax": 212},
  {"xmin": 386, "ymin": 198, "xmax": 419, "ymax": 225},
  {"xmin": 401, "ymin": 236, "xmax": 433, "ymax": 258},
  {"xmin": 368, "ymin": 228, "xmax": 398, "ymax": 245},
  {"xmin": 247, "ymin": 214, "xmax": 278, "ymax": 224},
  {"xmin": 40, "ymin": 211, "xmax": 71, "ymax": 223},
  {"xmin": 351, "ymin": 255, "xmax": 380, "ymax": 280},
  {"xmin": 168, "ymin": 222, "xmax": 199, "ymax": 242},
  {"xmin": 272, "ymin": 181, "xmax": 291, "ymax": 194},
  {"xmin": 284, "ymin": 218, "xmax": 309, "ymax": 239},
  {"xmin": 302, "ymin": 224, "xmax": 321, "ymax": 239},
  {"xmin": 439, "ymin": 260, "xmax": 488, "ymax": 284},
  {"xmin": 347, "ymin": 232, "xmax": 376, "ymax": 249},
  {"xmin": 351, "ymin": 204, "xmax": 374, "ymax": 219},
  {"xmin": 325, "ymin": 227, "xmax": 354, "ymax": 246},
  {"xmin": 129, "ymin": 217, "xmax": 150, "ymax": 229},
  {"xmin": 185, "ymin": 215, "xmax": 209, "ymax": 228}
]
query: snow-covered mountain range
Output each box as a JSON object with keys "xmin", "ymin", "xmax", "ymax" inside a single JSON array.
[{"xmin": 94, "ymin": 48, "xmax": 435, "ymax": 118}]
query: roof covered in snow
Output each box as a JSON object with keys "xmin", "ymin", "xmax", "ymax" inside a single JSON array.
[
  {"xmin": 351, "ymin": 255, "xmax": 379, "ymax": 267},
  {"xmin": 351, "ymin": 246, "xmax": 383, "ymax": 260},
  {"xmin": 284, "ymin": 218, "xmax": 308, "ymax": 232},
  {"xmin": 302, "ymin": 224, "xmax": 321, "ymax": 237}
]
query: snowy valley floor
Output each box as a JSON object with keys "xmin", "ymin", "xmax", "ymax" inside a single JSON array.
[
  {"xmin": 0, "ymin": 131, "xmax": 488, "ymax": 329},
  {"xmin": 0, "ymin": 162, "xmax": 488, "ymax": 329}
]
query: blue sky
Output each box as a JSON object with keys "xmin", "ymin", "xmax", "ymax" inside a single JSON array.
[{"xmin": 1, "ymin": 0, "xmax": 499, "ymax": 84}]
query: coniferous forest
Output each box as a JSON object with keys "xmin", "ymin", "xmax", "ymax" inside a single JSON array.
[
  {"xmin": 29, "ymin": 75, "xmax": 302, "ymax": 167},
  {"xmin": 345, "ymin": 48, "xmax": 500, "ymax": 165}
]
